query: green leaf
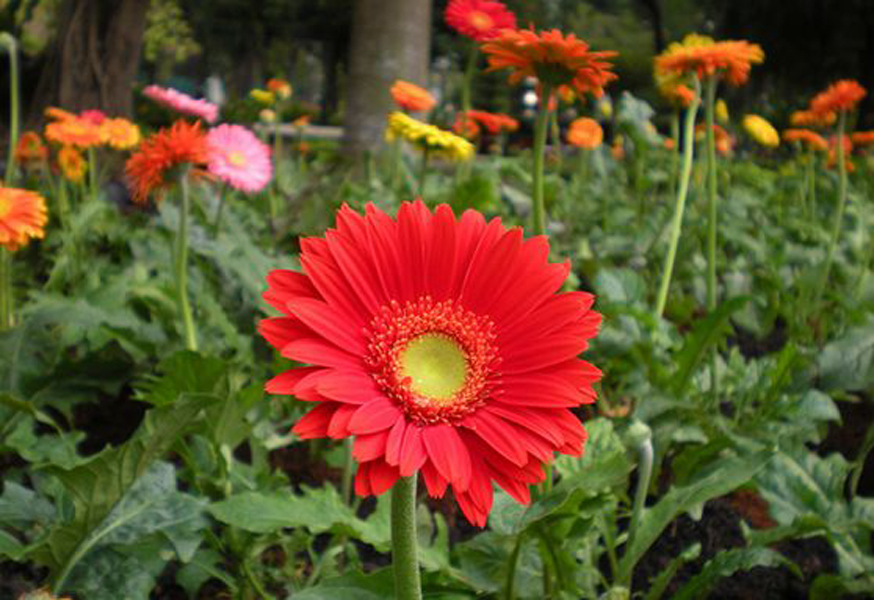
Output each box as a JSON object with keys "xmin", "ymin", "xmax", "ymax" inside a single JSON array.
[
  {"xmin": 594, "ymin": 268, "xmax": 646, "ymax": 307},
  {"xmin": 292, "ymin": 568, "xmax": 395, "ymax": 600},
  {"xmin": 4, "ymin": 417, "xmax": 87, "ymax": 470},
  {"xmin": 815, "ymin": 319, "xmax": 874, "ymax": 391},
  {"xmin": 135, "ymin": 350, "xmax": 227, "ymax": 407},
  {"xmin": 671, "ymin": 296, "xmax": 750, "ymax": 395},
  {"xmin": 644, "ymin": 543, "xmax": 701, "ymax": 600},
  {"xmin": 63, "ymin": 543, "xmax": 168, "ymax": 600},
  {"xmin": 672, "ymin": 548, "xmax": 798, "ymax": 600},
  {"xmin": 0, "ymin": 481, "xmax": 55, "ymax": 528},
  {"xmin": 0, "ymin": 529, "xmax": 25, "ymax": 560},
  {"xmin": 810, "ymin": 574, "xmax": 874, "ymax": 600},
  {"xmin": 29, "ymin": 394, "xmax": 211, "ymax": 588},
  {"xmin": 617, "ymin": 449, "xmax": 773, "ymax": 582}
]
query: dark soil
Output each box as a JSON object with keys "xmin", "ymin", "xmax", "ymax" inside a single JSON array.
[
  {"xmin": 633, "ymin": 497, "xmax": 840, "ymax": 599},
  {"xmin": 819, "ymin": 398, "xmax": 874, "ymax": 497},
  {"xmin": 72, "ymin": 388, "xmax": 149, "ymax": 456},
  {"xmin": 729, "ymin": 317, "xmax": 788, "ymax": 359}
]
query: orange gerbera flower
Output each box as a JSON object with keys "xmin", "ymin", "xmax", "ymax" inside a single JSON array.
[
  {"xmin": 445, "ymin": 0, "xmax": 517, "ymax": 42},
  {"xmin": 790, "ymin": 109, "xmax": 836, "ymax": 128},
  {"xmin": 44, "ymin": 107, "xmax": 77, "ymax": 122},
  {"xmin": 567, "ymin": 117, "xmax": 603, "ymax": 149},
  {"xmin": 0, "ymin": 187, "xmax": 48, "ymax": 251},
  {"xmin": 654, "ymin": 35, "xmax": 764, "ymax": 86},
  {"xmin": 99, "ymin": 118, "xmax": 141, "ymax": 150},
  {"xmin": 390, "ymin": 80, "xmax": 436, "ymax": 112},
  {"xmin": 466, "ymin": 109, "xmax": 519, "ymax": 134},
  {"xmin": 482, "ymin": 28, "xmax": 617, "ymax": 98},
  {"xmin": 45, "ymin": 116, "xmax": 102, "ymax": 149},
  {"xmin": 782, "ymin": 128, "xmax": 828, "ymax": 151},
  {"xmin": 14, "ymin": 132, "xmax": 49, "ymax": 163},
  {"xmin": 851, "ymin": 131, "xmax": 874, "ymax": 147},
  {"xmin": 266, "ymin": 78, "xmax": 292, "ymax": 99},
  {"xmin": 57, "ymin": 146, "xmax": 88, "ymax": 183},
  {"xmin": 125, "ymin": 120, "xmax": 210, "ymax": 204},
  {"xmin": 810, "ymin": 80, "xmax": 867, "ymax": 116},
  {"xmin": 292, "ymin": 115, "xmax": 311, "ymax": 128},
  {"xmin": 696, "ymin": 123, "xmax": 733, "ymax": 156},
  {"xmin": 453, "ymin": 113, "xmax": 481, "ymax": 139}
]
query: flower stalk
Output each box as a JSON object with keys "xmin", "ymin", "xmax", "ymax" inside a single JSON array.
[
  {"xmin": 815, "ymin": 110, "xmax": 849, "ymax": 307},
  {"xmin": 532, "ymin": 83, "xmax": 554, "ymax": 236},
  {"xmin": 417, "ymin": 147, "xmax": 430, "ymax": 197},
  {"xmin": 1, "ymin": 33, "xmax": 19, "ymax": 186},
  {"xmin": 175, "ymin": 169, "xmax": 198, "ymax": 351},
  {"xmin": 703, "ymin": 75, "xmax": 720, "ymax": 400},
  {"xmin": 654, "ymin": 81, "xmax": 700, "ymax": 318},
  {"xmin": 391, "ymin": 474, "xmax": 422, "ymax": 600},
  {"xmin": 0, "ymin": 247, "xmax": 11, "ymax": 331}
]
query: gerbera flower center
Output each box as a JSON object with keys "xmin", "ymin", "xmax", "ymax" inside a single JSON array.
[
  {"xmin": 365, "ymin": 296, "xmax": 498, "ymax": 425},
  {"xmin": 0, "ymin": 195, "xmax": 10, "ymax": 219},
  {"xmin": 469, "ymin": 11, "xmax": 494, "ymax": 31},
  {"xmin": 398, "ymin": 333, "xmax": 469, "ymax": 402},
  {"xmin": 227, "ymin": 150, "xmax": 248, "ymax": 167}
]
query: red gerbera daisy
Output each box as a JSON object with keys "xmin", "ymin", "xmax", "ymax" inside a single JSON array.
[
  {"xmin": 466, "ymin": 109, "xmax": 519, "ymax": 134},
  {"xmin": 125, "ymin": 120, "xmax": 210, "ymax": 204},
  {"xmin": 481, "ymin": 28, "xmax": 617, "ymax": 99},
  {"xmin": 782, "ymin": 128, "xmax": 828, "ymax": 152},
  {"xmin": 445, "ymin": 0, "xmax": 517, "ymax": 42},
  {"xmin": 810, "ymin": 80, "xmax": 867, "ymax": 117},
  {"xmin": 259, "ymin": 201, "xmax": 602, "ymax": 527}
]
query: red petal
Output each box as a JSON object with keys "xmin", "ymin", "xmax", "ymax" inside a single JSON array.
[
  {"xmin": 461, "ymin": 411, "xmax": 528, "ymax": 466},
  {"xmin": 265, "ymin": 367, "xmax": 322, "ymax": 395},
  {"xmin": 259, "ymin": 316, "xmax": 310, "ymax": 351},
  {"xmin": 355, "ymin": 461, "xmax": 373, "ymax": 496},
  {"xmin": 352, "ymin": 429, "xmax": 390, "ymax": 462},
  {"xmin": 325, "ymin": 229, "xmax": 385, "ymax": 315},
  {"xmin": 459, "ymin": 227, "xmax": 523, "ymax": 314},
  {"xmin": 399, "ymin": 424, "xmax": 427, "ymax": 476},
  {"xmin": 422, "ymin": 424, "xmax": 472, "ymax": 491},
  {"xmin": 292, "ymin": 403, "xmax": 338, "ymax": 439},
  {"xmin": 425, "ymin": 204, "xmax": 458, "ymax": 301},
  {"xmin": 368, "ymin": 459, "xmax": 401, "ymax": 495},
  {"xmin": 290, "ymin": 298, "xmax": 366, "ymax": 354},
  {"xmin": 421, "ymin": 460, "xmax": 448, "ymax": 497},
  {"xmin": 263, "ymin": 269, "xmax": 319, "ymax": 314},
  {"xmin": 282, "ymin": 338, "xmax": 362, "ymax": 370},
  {"xmin": 316, "ymin": 370, "xmax": 381, "ymax": 404},
  {"xmin": 327, "ymin": 404, "xmax": 358, "ymax": 438},
  {"xmin": 348, "ymin": 397, "xmax": 402, "ymax": 434},
  {"xmin": 385, "ymin": 418, "xmax": 407, "ymax": 466}
]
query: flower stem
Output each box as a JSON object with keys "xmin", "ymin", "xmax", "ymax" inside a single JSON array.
[
  {"xmin": 815, "ymin": 110, "xmax": 848, "ymax": 308},
  {"xmin": 654, "ymin": 84, "xmax": 700, "ymax": 318},
  {"xmin": 703, "ymin": 75, "xmax": 720, "ymax": 401},
  {"xmin": 0, "ymin": 247, "xmax": 11, "ymax": 331},
  {"xmin": 175, "ymin": 170, "xmax": 198, "ymax": 351},
  {"xmin": 461, "ymin": 43, "xmax": 478, "ymax": 117},
  {"xmin": 417, "ymin": 147, "xmax": 430, "ymax": 197},
  {"xmin": 391, "ymin": 474, "xmax": 422, "ymax": 600},
  {"xmin": 532, "ymin": 83, "xmax": 554, "ymax": 236},
  {"xmin": 87, "ymin": 147, "xmax": 99, "ymax": 202},
  {"xmin": 504, "ymin": 533, "xmax": 524, "ymax": 600},
  {"xmin": 626, "ymin": 425, "xmax": 653, "ymax": 555},
  {"xmin": 1, "ymin": 33, "xmax": 19, "ymax": 186},
  {"xmin": 669, "ymin": 110, "xmax": 680, "ymax": 198}
]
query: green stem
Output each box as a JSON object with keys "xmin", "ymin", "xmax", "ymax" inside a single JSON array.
[
  {"xmin": 57, "ymin": 178, "xmax": 71, "ymax": 229},
  {"xmin": 390, "ymin": 138, "xmax": 403, "ymax": 193},
  {"xmin": 417, "ymin": 147, "xmax": 430, "ymax": 197},
  {"xmin": 550, "ymin": 108, "xmax": 562, "ymax": 169},
  {"xmin": 504, "ymin": 533, "xmax": 524, "ymax": 600},
  {"xmin": 531, "ymin": 83, "xmax": 554, "ymax": 236},
  {"xmin": 703, "ymin": 76, "xmax": 719, "ymax": 401},
  {"xmin": 341, "ymin": 438, "xmax": 354, "ymax": 506},
  {"xmin": 815, "ymin": 110, "xmax": 849, "ymax": 307},
  {"xmin": 461, "ymin": 43, "xmax": 478, "ymax": 117},
  {"xmin": 175, "ymin": 170, "xmax": 198, "ymax": 351},
  {"xmin": 391, "ymin": 474, "xmax": 422, "ymax": 600},
  {"xmin": 654, "ymin": 83, "xmax": 700, "ymax": 318},
  {"xmin": 626, "ymin": 430, "xmax": 653, "ymax": 556},
  {"xmin": 669, "ymin": 110, "xmax": 680, "ymax": 198},
  {"xmin": 0, "ymin": 247, "xmax": 11, "ymax": 331},
  {"xmin": 87, "ymin": 147, "xmax": 98, "ymax": 202},
  {"xmin": 213, "ymin": 191, "xmax": 228, "ymax": 235},
  {"xmin": 2, "ymin": 33, "xmax": 19, "ymax": 186}
]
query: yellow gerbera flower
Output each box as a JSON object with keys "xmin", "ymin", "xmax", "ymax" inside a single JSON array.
[
  {"xmin": 385, "ymin": 112, "xmax": 474, "ymax": 161},
  {"xmin": 743, "ymin": 114, "xmax": 779, "ymax": 147}
]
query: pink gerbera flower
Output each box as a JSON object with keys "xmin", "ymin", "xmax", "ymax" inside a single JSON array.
[
  {"xmin": 143, "ymin": 84, "xmax": 219, "ymax": 123},
  {"xmin": 79, "ymin": 109, "xmax": 107, "ymax": 125},
  {"xmin": 206, "ymin": 124, "xmax": 272, "ymax": 193},
  {"xmin": 259, "ymin": 201, "xmax": 602, "ymax": 526}
]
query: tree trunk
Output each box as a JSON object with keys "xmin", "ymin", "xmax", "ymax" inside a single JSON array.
[
  {"xmin": 343, "ymin": 0, "xmax": 431, "ymax": 155},
  {"xmin": 638, "ymin": 0, "xmax": 665, "ymax": 53},
  {"xmin": 29, "ymin": 0, "xmax": 148, "ymax": 124}
]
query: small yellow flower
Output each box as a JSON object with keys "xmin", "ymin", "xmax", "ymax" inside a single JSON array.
[
  {"xmin": 58, "ymin": 146, "xmax": 88, "ymax": 183},
  {"xmin": 743, "ymin": 114, "xmax": 779, "ymax": 147},
  {"xmin": 386, "ymin": 112, "xmax": 474, "ymax": 161},
  {"xmin": 250, "ymin": 89, "xmax": 276, "ymax": 105},
  {"xmin": 99, "ymin": 118, "xmax": 141, "ymax": 150},
  {"xmin": 715, "ymin": 99, "xmax": 729, "ymax": 123},
  {"xmin": 259, "ymin": 108, "xmax": 277, "ymax": 123}
]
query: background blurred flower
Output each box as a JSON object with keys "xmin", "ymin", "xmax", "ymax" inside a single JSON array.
[
  {"xmin": 810, "ymin": 79, "xmax": 867, "ymax": 116},
  {"xmin": 45, "ymin": 117, "xmax": 102, "ymax": 149},
  {"xmin": 0, "ymin": 187, "xmax": 48, "ymax": 251},
  {"xmin": 14, "ymin": 132, "xmax": 49, "ymax": 164},
  {"xmin": 567, "ymin": 117, "xmax": 603, "ymax": 149},
  {"xmin": 386, "ymin": 112, "xmax": 474, "ymax": 161},
  {"xmin": 99, "ymin": 118, "xmax": 141, "ymax": 150},
  {"xmin": 390, "ymin": 80, "xmax": 436, "ymax": 112},
  {"xmin": 206, "ymin": 124, "xmax": 273, "ymax": 194},
  {"xmin": 743, "ymin": 114, "xmax": 779, "ymax": 147},
  {"xmin": 143, "ymin": 84, "xmax": 219, "ymax": 123},
  {"xmin": 58, "ymin": 146, "xmax": 88, "ymax": 183},
  {"xmin": 250, "ymin": 89, "xmax": 276, "ymax": 105},
  {"xmin": 655, "ymin": 34, "xmax": 764, "ymax": 86},
  {"xmin": 783, "ymin": 128, "xmax": 828, "ymax": 151},
  {"xmin": 466, "ymin": 109, "xmax": 518, "ymax": 134},
  {"xmin": 445, "ymin": 0, "xmax": 516, "ymax": 41},
  {"xmin": 790, "ymin": 109, "xmax": 835, "ymax": 128},
  {"xmin": 266, "ymin": 78, "xmax": 292, "ymax": 99}
]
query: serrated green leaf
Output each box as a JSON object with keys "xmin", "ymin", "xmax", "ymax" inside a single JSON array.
[
  {"xmin": 292, "ymin": 568, "xmax": 395, "ymax": 600},
  {"xmin": 815, "ymin": 319, "xmax": 874, "ymax": 391},
  {"xmin": 0, "ymin": 481, "xmax": 55, "ymax": 528},
  {"xmin": 0, "ymin": 529, "xmax": 25, "ymax": 560}
]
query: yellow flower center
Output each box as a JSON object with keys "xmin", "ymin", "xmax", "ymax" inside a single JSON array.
[
  {"xmin": 398, "ymin": 333, "xmax": 468, "ymax": 402},
  {"xmin": 0, "ymin": 193, "xmax": 10, "ymax": 219},
  {"xmin": 469, "ymin": 11, "xmax": 494, "ymax": 31},
  {"xmin": 228, "ymin": 150, "xmax": 247, "ymax": 167}
]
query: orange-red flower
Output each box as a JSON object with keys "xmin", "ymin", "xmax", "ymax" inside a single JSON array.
[
  {"xmin": 445, "ymin": 0, "xmax": 516, "ymax": 41},
  {"xmin": 827, "ymin": 134, "xmax": 854, "ymax": 171},
  {"xmin": 390, "ymin": 80, "xmax": 436, "ymax": 112},
  {"xmin": 851, "ymin": 131, "xmax": 874, "ymax": 147},
  {"xmin": 790, "ymin": 109, "xmax": 836, "ymax": 128},
  {"xmin": 266, "ymin": 78, "xmax": 292, "ymax": 99},
  {"xmin": 99, "ymin": 118, "xmax": 141, "ymax": 150},
  {"xmin": 0, "ymin": 187, "xmax": 48, "ymax": 251},
  {"xmin": 259, "ymin": 201, "xmax": 601, "ymax": 526},
  {"xmin": 696, "ymin": 123, "xmax": 734, "ymax": 156},
  {"xmin": 782, "ymin": 128, "xmax": 828, "ymax": 151},
  {"xmin": 654, "ymin": 35, "xmax": 764, "ymax": 86},
  {"xmin": 482, "ymin": 28, "xmax": 617, "ymax": 98},
  {"xmin": 466, "ymin": 109, "xmax": 518, "ymax": 134},
  {"xmin": 125, "ymin": 120, "xmax": 210, "ymax": 204},
  {"xmin": 453, "ymin": 113, "xmax": 481, "ymax": 139},
  {"xmin": 44, "ymin": 107, "xmax": 77, "ymax": 122},
  {"xmin": 45, "ymin": 116, "xmax": 102, "ymax": 149},
  {"xmin": 567, "ymin": 117, "xmax": 603, "ymax": 149},
  {"xmin": 810, "ymin": 80, "xmax": 867, "ymax": 116},
  {"xmin": 14, "ymin": 132, "xmax": 48, "ymax": 163},
  {"xmin": 58, "ymin": 146, "xmax": 88, "ymax": 183}
]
